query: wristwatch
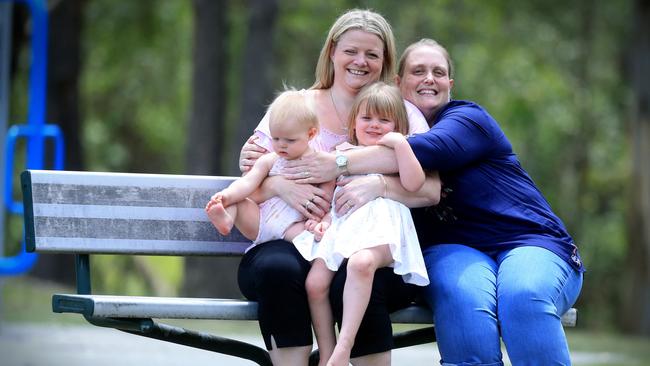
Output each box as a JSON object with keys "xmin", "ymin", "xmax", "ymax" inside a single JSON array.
[{"xmin": 335, "ymin": 152, "xmax": 349, "ymax": 175}]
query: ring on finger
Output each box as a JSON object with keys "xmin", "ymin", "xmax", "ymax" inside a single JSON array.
[
  {"xmin": 302, "ymin": 171, "xmax": 310, "ymax": 178},
  {"xmin": 303, "ymin": 200, "xmax": 310, "ymax": 208},
  {"xmin": 310, "ymin": 196, "xmax": 316, "ymax": 203}
]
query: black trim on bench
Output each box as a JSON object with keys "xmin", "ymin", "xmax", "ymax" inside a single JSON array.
[
  {"xmin": 52, "ymin": 294, "xmax": 95, "ymax": 317},
  {"xmin": 20, "ymin": 170, "xmax": 36, "ymax": 252}
]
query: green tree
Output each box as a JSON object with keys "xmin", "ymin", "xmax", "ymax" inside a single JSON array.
[
  {"xmin": 30, "ymin": 0, "xmax": 87, "ymax": 287},
  {"xmin": 622, "ymin": 0, "xmax": 650, "ymax": 336},
  {"xmin": 233, "ymin": 0, "xmax": 279, "ymax": 175},
  {"xmin": 182, "ymin": 0, "xmax": 234, "ymax": 297}
]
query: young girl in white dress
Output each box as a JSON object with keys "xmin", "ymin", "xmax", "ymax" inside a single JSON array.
[
  {"xmin": 206, "ymin": 90, "xmax": 335, "ymax": 248},
  {"xmin": 292, "ymin": 82, "xmax": 430, "ymax": 366}
]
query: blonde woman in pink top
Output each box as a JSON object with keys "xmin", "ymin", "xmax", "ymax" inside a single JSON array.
[{"xmin": 235, "ymin": 9, "xmax": 437, "ymax": 366}]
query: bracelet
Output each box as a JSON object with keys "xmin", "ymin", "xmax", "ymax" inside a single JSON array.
[{"xmin": 379, "ymin": 175, "xmax": 388, "ymax": 199}]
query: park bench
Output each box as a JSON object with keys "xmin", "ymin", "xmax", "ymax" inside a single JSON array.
[{"xmin": 21, "ymin": 169, "xmax": 577, "ymax": 366}]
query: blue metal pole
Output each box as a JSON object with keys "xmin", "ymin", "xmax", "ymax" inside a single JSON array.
[
  {"xmin": 0, "ymin": 0, "xmax": 13, "ymax": 321},
  {"xmin": 25, "ymin": 0, "xmax": 47, "ymax": 170},
  {"xmin": 0, "ymin": 0, "xmax": 59, "ymax": 276},
  {"xmin": 0, "ymin": 0, "xmax": 12, "ymax": 247}
]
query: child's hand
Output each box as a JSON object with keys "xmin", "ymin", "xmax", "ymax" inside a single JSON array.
[
  {"xmin": 304, "ymin": 219, "xmax": 319, "ymax": 232},
  {"xmin": 377, "ymin": 131, "xmax": 406, "ymax": 149},
  {"xmin": 313, "ymin": 221, "xmax": 330, "ymax": 241}
]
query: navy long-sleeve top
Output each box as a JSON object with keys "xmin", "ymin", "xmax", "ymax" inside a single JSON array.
[{"xmin": 408, "ymin": 100, "xmax": 584, "ymax": 271}]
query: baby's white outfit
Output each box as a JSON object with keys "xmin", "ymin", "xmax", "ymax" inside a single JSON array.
[
  {"xmin": 293, "ymin": 147, "xmax": 429, "ymax": 286},
  {"xmin": 252, "ymin": 157, "xmax": 304, "ymax": 246}
]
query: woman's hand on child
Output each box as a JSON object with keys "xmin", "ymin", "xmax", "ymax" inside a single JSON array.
[
  {"xmin": 239, "ymin": 135, "xmax": 268, "ymax": 173},
  {"xmin": 334, "ymin": 175, "xmax": 383, "ymax": 216},
  {"xmin": 283, "ymin": 151, "xmax": 338, "ymax": 184},
  {"xmin": 274, "ymin": 179, "xmax": 331, "ymax": 221}
]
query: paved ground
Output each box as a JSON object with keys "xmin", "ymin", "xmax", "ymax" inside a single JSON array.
[
  {"xmin": 0, "ymin": 323, "xmax": 442, "ymax": 366},
  {"xmin": 0, "ymin": 323, "xmax": 634, "ymax": 366}
]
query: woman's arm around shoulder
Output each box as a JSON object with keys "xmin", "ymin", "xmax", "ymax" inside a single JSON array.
[
  {"xmin": 378, "ymin": 132, "xmax": 425, "ymax": 192},
  {"xmin": 239, "ymin": 111, "xmax": 273, "ymax": 173},
  {"xmin": 332, "ymin": 171, "xmax": 440, "ymax": 216},
  {"xmin": 384, "ymin": 171, "xmax": 441, "ymax": 208}
]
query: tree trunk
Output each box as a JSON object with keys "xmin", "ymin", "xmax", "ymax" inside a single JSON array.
[
  {"xmin": 184, "ymin": 0, "xmax": 226, "ymax": 176},
  {"xmin": 622, "ymin": 0, "xmax": 650, "ymax": 335},
  {"xmin": 182, "ymin": 0, "xmax": 239, "ymax": 298},
  {"xmin": 8, "ymin": 2, "xmax": 27, "ymax": 80},
  {"xmin": 30, "ymin": 0, "xmax": 86, "ymax": 286},
  {"xmin": 232, "ymin": 0, "xmax": 278, "ymax": 175},
  {"xmin": 560, "ymin": 0, "xmax": 594, "ymax": 233}
]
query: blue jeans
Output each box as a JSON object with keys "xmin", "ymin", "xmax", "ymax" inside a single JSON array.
[{"xmin": 421, "ymin": 244, "xmax": 583, "ymax": 366}]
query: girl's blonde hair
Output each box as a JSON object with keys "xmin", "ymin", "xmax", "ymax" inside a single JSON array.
[
  {"xmin": 397, "ymin": 38, "xmax": 454, "ymax": 79},
  {"xmin": 311, "ymin": 9, "xmax": 396, "ymax": 90},
  {"xmin": 268, "ymin": 90, "xmax": 319, "ymax": 132},
  {"xmin": 347, "ymin": 82, "xmax": 409, "ymax": 145}
]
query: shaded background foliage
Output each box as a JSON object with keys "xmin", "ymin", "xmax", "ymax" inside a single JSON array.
[{"xmin": 4, "ymin": 0, "xmax": 647, "ymax": 335}]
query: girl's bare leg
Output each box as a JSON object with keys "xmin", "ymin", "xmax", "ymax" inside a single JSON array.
[
  {"xmin": 269, "ymin": 336, "xmax": 312, "ymax": 366},
  {"xmin": 327, "ymin": 245, "xmax": 393, "ymax": 366},
  {"xmin": 306, "ymin": 259, "xmax": 337, "ymax": 366}
]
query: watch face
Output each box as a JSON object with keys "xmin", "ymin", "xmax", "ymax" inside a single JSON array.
[{"xmin": 336, "ymin": 155, "xmax": 347, "ymax": 167}]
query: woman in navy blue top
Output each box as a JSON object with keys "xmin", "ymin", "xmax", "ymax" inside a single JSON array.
[{"xmin": 287, "ymin": 38, "xmax": 584, "ymax": 365}]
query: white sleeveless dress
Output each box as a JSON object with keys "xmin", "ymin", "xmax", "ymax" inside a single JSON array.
[{"xmin": 293, "ymin": 145, "xmax": 429, "ymax": 286}]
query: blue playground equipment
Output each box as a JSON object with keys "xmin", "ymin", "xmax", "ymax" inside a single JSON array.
[{"xmin": 1, "ymin": 0, "xmax": 65, "ymax": 276}]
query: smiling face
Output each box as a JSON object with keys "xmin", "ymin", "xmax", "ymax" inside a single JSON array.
[
  {"xmin": 330, "ymin": 29, "xmax": 385, "ymax": 93},
  {"xmin": 353, "ymin": 101, "xmax": 396, "ymax": 146},
  {"xmin": 396, "ymin": 45, "xmax": 454, "ymax": 120}
]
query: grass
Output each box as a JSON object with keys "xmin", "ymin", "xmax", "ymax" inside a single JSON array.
[
  {"xmin": 1, "ymin": 276, "xmax": 86, "ymax": 324},
  {"xmin": 566, "ymin": 328, "xmax": 650, "ymax": 366},
  {"xmin": 2, "ymin": 276, "xmax": 650, "ymax": 365}
]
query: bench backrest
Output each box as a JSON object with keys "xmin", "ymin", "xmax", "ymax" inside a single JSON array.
[{"xmin": 22, "ymin": 170, "xmax": 251, "ymax": 256}]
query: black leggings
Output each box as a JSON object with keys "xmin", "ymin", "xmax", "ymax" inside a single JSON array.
[
  {"xmin": 238, "ymin": 240, "xmax": 417, "ymax": 356},
  {"xmin": 238, "ymin": 240, "xmax": 313, "ymax": 350}
]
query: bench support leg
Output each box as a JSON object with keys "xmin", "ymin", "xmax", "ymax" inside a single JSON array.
[
  {"xmin": 126, "ymin": 322, "xmax": 272, "ymax": 366},
  {"xmin": 75, "ymin": 254, "xmax": 91, "ymax": 294},
  {"xmin": 392, "ymin": 326, "xmax": 436, "ymax": 349},
  {"xmin": 86, "ymin": 317, "xmax": 272, "ymax": 366}
]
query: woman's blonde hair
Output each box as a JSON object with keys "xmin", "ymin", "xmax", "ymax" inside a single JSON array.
[
  {"xmin": 347, "ymin": 82, "xmax": 409, "ymax": 145},
  {"xmin": 311, "ymin": 9, "xmax": 396, "ymax": 90},
  {"xmin": 397, "ymin": 38, "xmax": 454, "ymax": 79},
  {"xmin": 268, "ymin": 90, "xmax": 319, "ymax": 132}
]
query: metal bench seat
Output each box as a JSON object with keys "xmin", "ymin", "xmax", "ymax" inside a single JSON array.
[
  {"xmin": 22, "ymin": 170, "xmax": 578, "ymax": 366},
  {"xmin": 52, "ymin": 293, "xmax": 577, "ymax": 326}
]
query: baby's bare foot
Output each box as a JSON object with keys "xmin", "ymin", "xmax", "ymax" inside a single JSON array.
[{"xmin": 207, "ymin": 202, "xmax": 233, "ymax": 235}]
